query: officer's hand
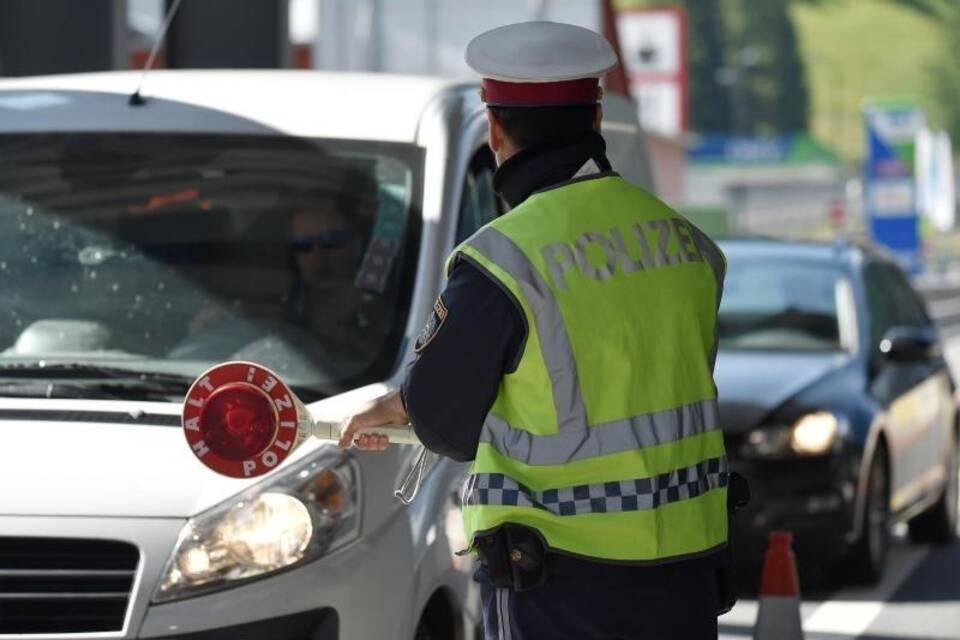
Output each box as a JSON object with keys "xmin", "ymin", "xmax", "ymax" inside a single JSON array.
[
  {"xmin": 350, "ymin": 430, "xmax": 390, "ymax": 451},
  {"xmin": 338, "ymin": 414, "xmax": 391, "ymax": 451},
  {"xmin": 338, "ymin": 390, "xmax": 408, "ymax": 451}
]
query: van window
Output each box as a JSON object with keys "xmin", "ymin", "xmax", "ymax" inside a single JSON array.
[
  {"xmin": 0, "ymin": 133, "xmax": 423, "ymax": 399},
  {"xmin": 455, "ymin": 146, "xmax": 502, "ymax": 244}
]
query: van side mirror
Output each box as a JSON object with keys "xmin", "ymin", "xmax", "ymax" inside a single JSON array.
[{"xmin": 879, "ymin": 326, "xmax": 940, "ymax": 363}]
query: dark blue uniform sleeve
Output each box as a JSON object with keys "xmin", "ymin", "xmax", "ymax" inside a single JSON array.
[{"xmin": 401, "ymin": 259, "xmax": 525, "ymax": 462}]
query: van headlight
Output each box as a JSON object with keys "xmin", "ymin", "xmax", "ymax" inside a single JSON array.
[
  {"xmin": 744, "ymin": 412, "xmax": 843, "ymax": 458},
  {"xmin": 154, "ymin": 449, "xmax": 360, "ymax": 603}
]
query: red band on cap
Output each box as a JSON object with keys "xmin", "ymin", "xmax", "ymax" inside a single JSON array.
[{"xmin": 481, "ymin": 78, "xmax": 601, "ymax": 107}]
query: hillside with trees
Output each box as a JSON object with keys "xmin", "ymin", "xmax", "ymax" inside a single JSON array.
[{"xmin": 618, "ymin": 0, "xmax": 958, "ymax": 164}]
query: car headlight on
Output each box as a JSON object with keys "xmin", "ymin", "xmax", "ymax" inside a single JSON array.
[
  {"xmin": 154, "ymin": 449, "xmax": 360, "ymax": 603},
  {"xmin": 790, "ymin": 412, "xmax": 840, "ymax": 455},
  {"xmin": 744, "ymin": 412, "xmax": 842, "ymax": 458}
]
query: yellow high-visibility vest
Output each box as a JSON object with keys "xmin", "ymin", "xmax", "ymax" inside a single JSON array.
[{"xmin": 449, "ymin": 174, "xmax": 728, "ymax": 562}]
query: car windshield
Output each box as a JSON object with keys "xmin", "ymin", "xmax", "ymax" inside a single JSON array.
[
  {"xmin": 718, "ymin": 257, "xmax": 855, "ymax": 352},
  {"xmin": 0, "ymin": 133, "xmax": 422, "ymax": 399}
]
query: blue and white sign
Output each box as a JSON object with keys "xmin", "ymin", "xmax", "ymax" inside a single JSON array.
[{"xmin": 863, "ymin": 103, "xmax": 924, "ymax": 273}]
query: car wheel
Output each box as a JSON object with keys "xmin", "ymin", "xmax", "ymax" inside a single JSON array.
[
  {"xmin": 847, "ymin": 451, "xmax": 890, "ymax": 584},
  {"xmin": 908, "ymin": 433, "xmax": 959, "ymax": 544}
]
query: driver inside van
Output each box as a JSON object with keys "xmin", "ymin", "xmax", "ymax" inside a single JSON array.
[
  {"xmin": 280, "ymin": 181, "xmax": 390, "ymax": 369},
  {"xmin": 179, "ymin": 177, "xmax": 385, "ymax": 378},
  {"xmin": 285, "ymin": 191, "xmax": 370, "ymax": 333}
]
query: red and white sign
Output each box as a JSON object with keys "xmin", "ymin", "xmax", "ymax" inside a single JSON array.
[
  {"xmin": 616, "ymin": 7, "xmax": 687, "ymax": 138},
  {"xmin": 182, "ymin": 361, "xmax": 305, "ymax": 478}
]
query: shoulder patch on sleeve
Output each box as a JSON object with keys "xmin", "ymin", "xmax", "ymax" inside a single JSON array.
[{"xmin": 414, "ymin": 297, "xmax": 449, "ymax": 354}]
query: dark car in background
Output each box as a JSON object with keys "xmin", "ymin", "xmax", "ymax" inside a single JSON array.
[{"xmin": 716, "ymin": 238, "xmax": 958, "ymax": 583}]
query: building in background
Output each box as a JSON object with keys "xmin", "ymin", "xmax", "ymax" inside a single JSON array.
[
  {"xmin": 685, "ymin": 133, "xmax": 844, "ymax": 238},
  {"xmin": 308, "ymin": 0, "xmax": 598, "ymax": 75},
  {"xmin": 5, "ymin": 1, "xmax": 678, "ymax": 198}
]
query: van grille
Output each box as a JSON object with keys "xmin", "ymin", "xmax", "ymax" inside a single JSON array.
[{"xmin": 0, "ymin": 537, "xmax": 138, "ymax": 634}]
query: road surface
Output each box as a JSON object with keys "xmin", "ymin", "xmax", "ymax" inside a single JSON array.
[{"xmin": 720, "ymin": 533, "xmax": 960, "ymax": 639}]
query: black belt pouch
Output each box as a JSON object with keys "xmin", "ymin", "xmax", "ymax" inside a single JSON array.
[{"xmin": 475, "ymin": 524, "xmax": 548, "ymax": 592}]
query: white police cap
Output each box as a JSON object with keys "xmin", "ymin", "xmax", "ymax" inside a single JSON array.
[{"xmin": 466, "ymin": 21, "xmax": 618, "ymax": 107}]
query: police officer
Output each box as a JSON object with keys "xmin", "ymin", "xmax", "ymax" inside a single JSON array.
[{"xmin": 340, "ymin": 21, "xmax": 730, "ymax": 640}]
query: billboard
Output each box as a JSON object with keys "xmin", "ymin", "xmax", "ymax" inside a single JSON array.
[
  {"xmin": 616, "ymin": 6, "xmax": 687, "ymax": 138},
  {"xmin": 863, "ymin": 101, "xmax": 925, "ymax": 273}
]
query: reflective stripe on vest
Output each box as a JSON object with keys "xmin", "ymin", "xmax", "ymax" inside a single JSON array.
[
  {"xmin": 465, "ymin": 456, "xmax": 728, "ymax": 516},
  {"xmin": 479, "ymin": 398, "xmax": 719, "ymax": 465},
  {"xmin": 465, "ymin": 227, "xmax": 588, "ymax": 433}
]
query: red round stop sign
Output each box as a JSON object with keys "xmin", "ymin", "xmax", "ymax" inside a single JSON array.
[{"xmin": 182, "ymin": 361, "xmax": 302, "ymax": 478}]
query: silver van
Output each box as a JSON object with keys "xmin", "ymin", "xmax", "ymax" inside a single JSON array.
[{"xmin": 0, "ymin": 70, "xmax": 653, "ymax": 639}]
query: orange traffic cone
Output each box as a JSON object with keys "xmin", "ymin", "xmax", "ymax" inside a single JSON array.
[{"xmin": 753, "ymin": 530, "xmax": 804, "ymax": 640}]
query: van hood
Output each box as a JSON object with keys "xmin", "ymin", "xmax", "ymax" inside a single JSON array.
[{"xmin": 0, "ymin": 385, "xmax": 390, "ymax": 518}]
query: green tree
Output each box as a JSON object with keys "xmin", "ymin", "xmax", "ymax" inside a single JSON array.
[
  {"xmin": 626, "ymin": 0, "xmax": 811, "ymax": 134},
  {"xmin": 684, "ymin": 1, "xmax": 735, "ymax": 133},
  {"xmin": 726, "ymin": 0, "xmax": 810, "ymax": 134},
  {"xmin": 883, "ymin": 0, "xmax": 960, "ymax": 141},
  {"xmin": 929, "ymin": 8, "xmax": 960, "ymax": 142}
]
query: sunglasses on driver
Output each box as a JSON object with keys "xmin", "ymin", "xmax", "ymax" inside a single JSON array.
[{"xmin": 291, "ymin": 229, "xmax": 354, "ymax": 252}]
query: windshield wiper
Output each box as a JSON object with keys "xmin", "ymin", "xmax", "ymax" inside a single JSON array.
[
  {"xmin": 0, "ymin": 362, "xmax": 193, "ymax": 400},
  {"xmin": 0, "ymin": 380, "xmax": 175, "ymax": 401},
  {"xmin": 0, "ymin": 362, "xmax": 331, "ymax": 403}
]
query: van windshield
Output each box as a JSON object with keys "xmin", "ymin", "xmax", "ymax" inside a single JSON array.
[{"xmin": 0, "ymin": 133, "xmax": 422, "ymax": 399}]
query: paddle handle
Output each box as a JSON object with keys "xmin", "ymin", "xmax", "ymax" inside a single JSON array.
[{"xmin": 310, "ymin": 419, "xmax": 421, "ymax": 446}]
